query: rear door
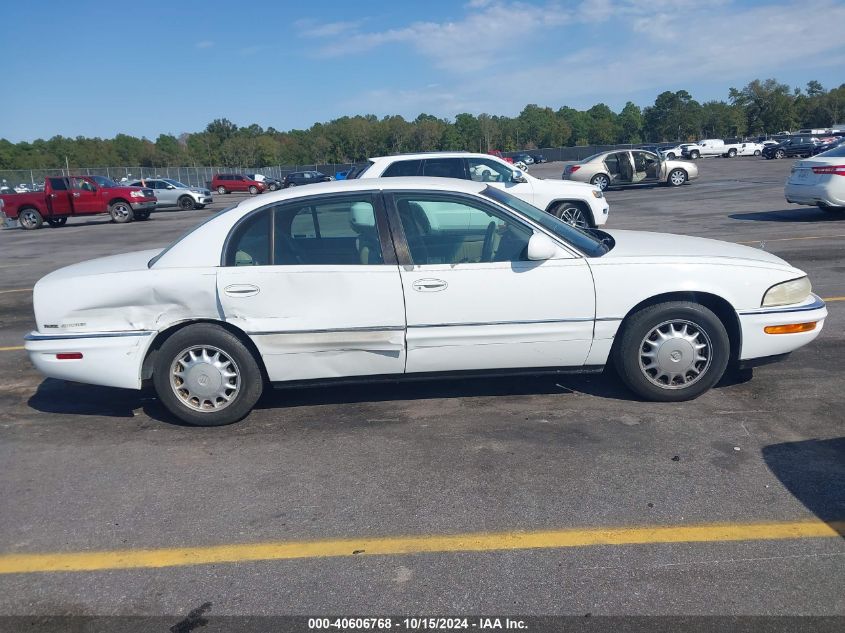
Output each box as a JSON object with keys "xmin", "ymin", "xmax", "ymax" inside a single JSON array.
[
  {"xmin": 216, "ymin": 192, "xmax": 407, "ymax": 382},
  {"xmin": 153, "ymin": 180, "xmax": 178, "ymax": 206},
  {"xmin": 46, "ymin": 178, "xmax": 73, "ymax": 215}
]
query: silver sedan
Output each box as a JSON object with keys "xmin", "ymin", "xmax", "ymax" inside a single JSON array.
[
  {"xmin": 562, "ymin": 149, "xmax": 699, "ymax": 191},
  {"xmin": 128, "ymin": 179, "xmax": 213, "ymax": 210}
]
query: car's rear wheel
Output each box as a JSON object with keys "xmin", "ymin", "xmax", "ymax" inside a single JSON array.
[
  {"xmin": 754, "ymin": 150, "xmax": 762, "ymax": 156},
  {"xmin": 268, "ymin": 183, "xmax": 278, "ymax": 191},
  {"xmin": 178, "ymin": 195, "xmax": 196, "ymax": 210},
  {"xmin": 775, "ymin": 149, "xmax": 785, "ymax": 159},
  {"xmin": 613, "ymin": 301, "xmax": 729, "ymax": 402},
  {"xmin": 552, "ymin": 202, "xmax": 591, "ymax": 228},
  {"xmin": 668, "ymin": 168, "xmax": 687, "ymax": 186},
  {"xmin": 109, "ymin": 201, "xmax": 134, "ymax": 223},
  {"xmin": 46, "ymin": 216, "xmax": 67, "ymax": 227},
  {"xmin": 18, "ymin": 208, "xmax": 43, "ymax": 230},
  {"xmin": 248, "ymin": 185, "xmax": 259, "ymax": 195},
  {"xmin": 727, "ymin": 148, "xmax": 737, "ymax": 157},
  {"xmin": 689, "ymin": 150, "xmax": 700, "ymax": 159},
  {"xmin": 217, "ymin": 185, "xmax": 227, "ymax": 194},
  {"xmin": 590, "ymin": 174, "xmax": 609, "ymax": 191},
  {"xmin": 153, "ymin": 324, "xmax": 263, "ymax": 426},
  {"xmin": 666, "ymin": 152, "xmax": 676, "ymax": 159}
]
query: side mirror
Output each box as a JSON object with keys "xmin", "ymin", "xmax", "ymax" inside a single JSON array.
[
  {"xmin": 167, "ymin": 185, "xmax": 175, "ymax": 189},
  {"xmin": 527, "ymin": 232, "xmax": 558, "ymax": 261},
  {"xmin": 511, "ymin": 170, "xmax": 527, "ymax": 183}
]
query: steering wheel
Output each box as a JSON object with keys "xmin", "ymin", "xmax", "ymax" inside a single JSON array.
[{"xmin": 481, "ymin": 221, "xmax": 496, "ymax": 262}]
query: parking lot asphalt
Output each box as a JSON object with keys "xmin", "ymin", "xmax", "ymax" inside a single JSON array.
[{"xmin": 0, "ymin": 158, "xmax": 843, "ymax": 619}]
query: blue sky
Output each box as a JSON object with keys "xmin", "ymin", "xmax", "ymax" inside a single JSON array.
[{"xmin": 2, "ymin": 0, "xmax": 843, "ymax": 142}]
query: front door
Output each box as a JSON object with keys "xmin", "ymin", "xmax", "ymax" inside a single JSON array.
[
  {"xmin": 386, "ymin": 191, "xmax": 595, "ymax": 374},
  {"xmin": 153, "ymin": 180, "xmax": 178, "ymax": 206},
  {"xmin": 69, "ymin": 177, "xmax": 101, "ymax": 214},
  {"xmin": 632, "ymin": 151, "xmax": 662, "ymax": 183},
  {"xmin": 465, "ymin": 156, "xmax": 535, "ymax": 204},
  {"xmin": 216, "ymin": 192, "xmax": 407, "ymax": 382}
]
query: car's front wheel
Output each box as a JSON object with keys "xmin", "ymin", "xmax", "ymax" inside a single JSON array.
[
  {"xmin": 109, "ymin": 201, "xmax": 134, "ymax": 223},
  {"xmin": 248, "ymin": 185, "xmax": 259, "ymax": 195},
  {"xmin": 178, "ymin": 195, "xmax": 196, "ymax": 210},
  {"xmin": 217, "ymin": 186, "xmax": 227, "ymax": 194},
  {"xmin": 667, "ymin": 168, "xmax": 687, "ymax": 186},
  {"xmin": 552, "ymin": 202, "xmax": 591, "ymax": 228},
  {"xmin": 754, "ymin": 150, "xmax": 762, "ymax": 156},
  {"xmin": 775, "ymin": 149, "xmax": 786, "ymax": 159},
  {"xmin": 613, "ymin": 301, "xmax": 729, "ymax": 402},
  {"xmin": 153, "ymin": 324, "xmax": 263, "ymax": 426},
  {"xmin": 590, "ymin": 174, "xmax": 609, "ymax": 191}
]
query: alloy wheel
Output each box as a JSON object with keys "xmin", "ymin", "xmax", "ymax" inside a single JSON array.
[
  {"xmin": 638, "ymin": 320, "xmax": 712, "ymax": 389},
  {"xmin": 169, "ymin": 345, "xmax": 241, "ymax": 412}
]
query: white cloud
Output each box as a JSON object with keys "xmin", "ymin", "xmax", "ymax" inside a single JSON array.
[{"xmin": 295, "ymin": 19, "xmax": 364, "ymax": 38}]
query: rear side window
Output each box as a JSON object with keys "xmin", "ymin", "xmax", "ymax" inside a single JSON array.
[
  {"xmin": 383, "ymin": 160, "xmax": 422, "ymax": 177},
  {"xmin": 422, "ymin": 158, "xmax": 465, "ymax": 179},
  {"xmin": 49, "ymin": 178, "xmax": 67, "ymax": 191},
  {"xmin": 225, "ymin": 211, "xmax": 271, "ymax": 266}
]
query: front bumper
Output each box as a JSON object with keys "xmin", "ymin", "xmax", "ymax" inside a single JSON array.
[
  {"xmin": 25, "ymin": 330, "xmax": 153, "ymax": 390},
  {"xmin": 592, "ymin": 201, "xmax": 609, "ymax": 226},
  {"xmin": 131, "ymin": 200, "xmax": 156, "ymax": 211},
  {"xmin": 736, "ymin": 294, "xmax": 827, "ymax": 361}
]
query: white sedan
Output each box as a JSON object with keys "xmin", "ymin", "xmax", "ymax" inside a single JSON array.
[
  {"xmin": 25, "ymin": 178, "xmax": 826, "ymax": 426},
  {"xmin": 785, "ymin": 144, "xmax": 845, "ymax": 212}
]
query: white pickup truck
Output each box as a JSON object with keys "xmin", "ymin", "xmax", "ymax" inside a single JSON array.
[{"xmin": 681, "ymin": 139, "xmax": 746, "ymax": 159}]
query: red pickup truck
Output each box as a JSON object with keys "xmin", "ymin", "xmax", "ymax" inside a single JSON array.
[
  {"xmin": 488, "ymin": 150, "xmax": 514, "ymax": 164},
  {"xmin": 0, "ymin": 175, "xmax": 156, "ymax": 230}
]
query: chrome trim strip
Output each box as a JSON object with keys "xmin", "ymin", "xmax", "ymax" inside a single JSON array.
[
  {"xmin": 25, "ymin": 330, "xmax": 154, "ymax": 342},
  {"xmin": 248, "ymin": 326, "xmax": 405, "ymax": 335},
  {"xmin": 737, "ymin": 294, "xmax": 826, "ymax": 316},
  {"xmin": 409, "ymin": 317, "xmax": 602, "ymax": 328}
]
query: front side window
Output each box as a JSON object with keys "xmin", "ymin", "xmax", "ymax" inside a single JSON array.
[
  {"xmin": 90, "ymin": 175, "xmax": 118, "ymax": 187},
  {"xmin": 71, "ymin": 177, "xmax": 95, "ymax": 192},
  {"xmin": 393, "ymin": 194, "xmax": 531, "ymax": 265},
  {"xmin": 467, "ymin": 157, "xmax": 512, "ymax": 183}
]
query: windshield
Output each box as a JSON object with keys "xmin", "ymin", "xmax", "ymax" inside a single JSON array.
[
  {"xmin": 481, "ymin": 186, "xmax": 610, "ymax": 257},
  {"xmin": 163, "ymin": 179, "xmax": 190, "ymax": 188},
  {"xmin": 90, "ymin": 175, "xmax": 118, "ymax": 188}
]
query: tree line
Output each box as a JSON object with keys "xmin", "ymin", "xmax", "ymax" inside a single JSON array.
[{"xmin": 1, "ymin": 78, "xmax": 842, "ymax": 170}]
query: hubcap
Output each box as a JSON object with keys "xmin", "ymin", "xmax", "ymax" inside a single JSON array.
[
  {"xmin": 170, "ymin": 345, "xmax": 241, "ymax": 412},
  {"xmin": 21, "ymin": 211, "xmax": 37, "ymax": 227},
  {"xmin": 639, "ymin": 320, "xmax": 712, "ymax": 389},
  {"xmin": 594, "ymin": 176, "xmax": 608, "ymax": 190},
  {"xmin": 560, "ymin": 206, "xmax": 588, "ymax": 228},
  {"xmin": 671, "ymin": 171, "xmax": 685, "ymax": 185},
  {"xmin": 113, "ymin": 204, "xmax": 129, "ymax": 218}
]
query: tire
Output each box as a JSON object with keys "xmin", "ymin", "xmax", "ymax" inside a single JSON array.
[
  {"xmin": 152, "ymin": 323, "xmax": 264, "ymax": 426},
  {"xmin": 727, "ymin": 148, "xmax": 737, "ymax": 158},
  {"xmin": 775, "ymin": 149, "xmax": 785, "ymax": 159},
  {"xmin": 754, "ymin": 150, "xmax": 761, "ymax": 156},
  {"xmin": 46, "ymin": 216, "xmax": 68, "ymax": 227},
  {"xmin": 551, "ymin": 202, "xmax": 592, "ymax": 228},
  {"xmin": 109, "ymin": 201, "xmax": 134, "ymax": 223},
  {"xmin": 217, "ymin": 186, "xmax": 227, "ymax": 194},
  {"xmin": 18, "ymin": 207, "xmax": 43, "ymax": 230},
  {"xmin": 666, "ymin": 152, "xmax": 676, "ymax": 159},
  {"xmin": 248, "ymin": 185, "xmax": 259, "ymax": 195},
  {"xmin": 667, "ymin": 168, "xmax": 687, "ymax": 186},
  {"xmin": 135, "ymin": 211, "xmax": 151, "ymax": 221},
  {"xmin": 178, "ymin": 195, "xmax": 196, "ymax": 211},
  {"xmin": 689, "ymin": 150, "xmax": 700, "ymax": 159},
  {"xmin": 268, "ymin": 183, "xmax": 278, "ymax": 191},
  {"xmin": 613, "ymin": 301, "xmax": 730, "ymax": 402},
  {"xmin": 590, "ymin": 173, "xmax": 610, "ymax": 191}
]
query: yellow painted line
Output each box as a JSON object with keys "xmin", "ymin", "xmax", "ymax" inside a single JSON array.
[
  {"xmin": 0, "ymin": 346, "xmax": 24, "ymax": 352},
  {"xmin": 0, "ymin": 519, "xmax": 841, "ymax": 575},
  {"xmin": 0, "ymin": 288, "xmax": 31, "ymax": 295},
  {"xmin": 822, "ymin": 296, "xmax": 845, "ymax": 302},
  {"xmin": 737, "ymin": 234, "xmax": 845, "ymax": 244}
]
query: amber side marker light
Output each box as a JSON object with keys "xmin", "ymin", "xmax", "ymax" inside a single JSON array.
[
  {"xmin": 56, "ymin": 353, "xmax": 83, "ymax": 360},
  {"xmin": 764, "ymin": 322, "xmax": 817, "ymax": 335}
]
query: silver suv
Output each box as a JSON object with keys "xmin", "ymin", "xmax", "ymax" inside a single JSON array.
[{"xmin": 127, "ymin": 179, "xmax": 213, "ymax": 210}]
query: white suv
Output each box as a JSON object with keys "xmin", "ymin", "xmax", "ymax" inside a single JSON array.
[{"xmin": 354, "ymin": 152, "xmax": 609, "ymax": 228}]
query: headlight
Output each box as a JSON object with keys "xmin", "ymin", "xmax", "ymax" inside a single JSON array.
[
  {"xmin": 591, "ymin": 189, "xmax": 604, "ymax": 199},
  {"xmin": 762, "ymin": 277, "xmax": 811, "ymax": 307},
  {"xmin": 130, "ymin": 190, "xmax": 145, "ymax": 198}
]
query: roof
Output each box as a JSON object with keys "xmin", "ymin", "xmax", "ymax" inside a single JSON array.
[{"xmin": 369, "ymin": 151, "xmax": 480, "ymax": 161}]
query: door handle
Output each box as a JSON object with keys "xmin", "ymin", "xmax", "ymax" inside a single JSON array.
[
  {"xmin": 412, "ymin": 278, "xmax": 448, "ymax": 292},
  {"xmin": 223, "ymin": 284, "xmax": 260, "ymax": 298},
  {"xmin": 72, "ymin": 192, "xmax": 80, "ymax": 197}
]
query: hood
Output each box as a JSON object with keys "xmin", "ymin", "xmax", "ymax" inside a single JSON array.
[
  {"xmin": 40, "ymin": 249, "xmax": 162, "ymax": 283},
  {"xmin": 600, "ymin": 230, "xmax": 797, "ymax": 270}
]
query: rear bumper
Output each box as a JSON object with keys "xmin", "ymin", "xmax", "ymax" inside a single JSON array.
[
  {"xmin": 737, "ymin": 294, "xmax": 827, "ymax": 360},
  {"xmin": 25, "ymin": 330, "xmax": 153, "ymax": 390},
  {"xmin": 784, "ymin": 182, "xmax": 845, "ymax": 208}
]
